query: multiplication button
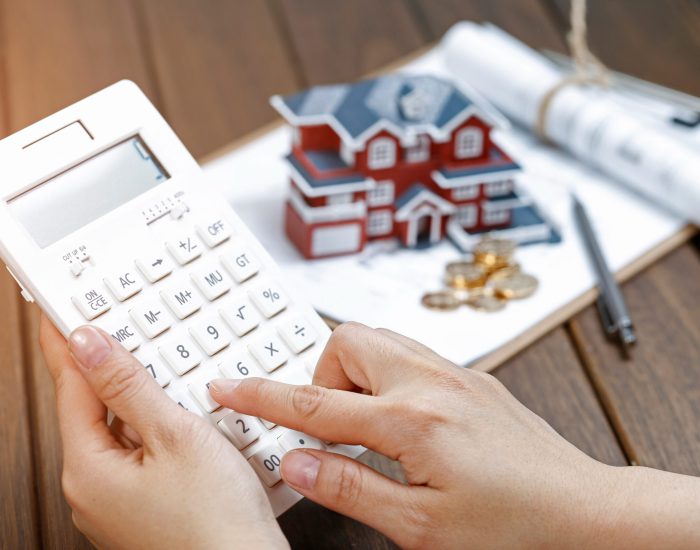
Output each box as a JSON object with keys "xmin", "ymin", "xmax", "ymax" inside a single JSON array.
[
  {"xmin": 71, "ymin": 284, "xmax": 112, "ymax": 320},
  {"xmin": 249, "ymin": 332, "xmax": 290, "ymax": 372},
  {"xmin": 167, "ymin": 233, "xmax": 203, "ymax": 265}
]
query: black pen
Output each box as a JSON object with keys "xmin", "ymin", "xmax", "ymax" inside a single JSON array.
[{"xmin": 572, "ymin": 194, "xmax": 637, "ymax": 348}]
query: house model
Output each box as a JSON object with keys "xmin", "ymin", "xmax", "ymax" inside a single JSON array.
[{"xmin": 271, "ymin": 74, "xmax": 552, "ymax": 259}]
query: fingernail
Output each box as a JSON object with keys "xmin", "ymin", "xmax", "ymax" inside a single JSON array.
[
  {"xmin": 69, "ymin": 326, "xmax": 112, "ymax": 370},
  {"xmin": 208, "ymin": 378, "xmax": 242, "ymax": 395},
  {"xmin": 282, "ymin": 451, "xmax": 321, "ymax": 490}
]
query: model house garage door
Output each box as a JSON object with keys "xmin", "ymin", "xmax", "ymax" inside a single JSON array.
[{"xmin": 310, "ymin": 223, "xmax": 363, "ymax": 256}]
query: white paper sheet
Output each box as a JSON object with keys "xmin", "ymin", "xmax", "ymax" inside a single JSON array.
[{"xmin": 202, "ymin": 37, "xmax": 685, "ymax": 367}]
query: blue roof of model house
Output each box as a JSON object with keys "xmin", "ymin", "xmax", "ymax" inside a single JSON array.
[{"xmin": 271, "ymin": 75, "xmax": 477, "ymax": 142}]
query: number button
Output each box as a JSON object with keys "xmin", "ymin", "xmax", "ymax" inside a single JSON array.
[
  {"xmin": 222, "ymin": 247, "xmax": 260, "ymax": 283},
  {"xmin": 188, "ymin": 375, "xmax": 222, "ymax": 413},
  {"xmin": 130, "ymin": 298, "xmax": 174, "ymax": 338},
  {"xmin": 220, "ymin": 294, "xmax": 262, "ymax": 336},
  {"xmin": 171, "ymin": 391, "xmax": 206, "ymax": 418},
  {"xmin": 72, "ymin": 283, "xmax": 112, "ymax": 320},
  {"xmin": 167, "ymin": 233, "xmax": 204, "ymax": 265},
  {"xmin": 161, "ymin": 280, "xmax": 204, "ymax": 319},
  {"xmin": 248, "ymin": 445, "xmax": 285, "ymax": 486},
  {"xmin": 217, "ymin": 412, "xmax": 262, "ymax": 450},
  {"xmin": 249, "ymin": 332, "xmax": 290, "ymax": 372},
  {"xmin": 278, "ymin": 316, "xmax": 317, "ymax": 353},
  {"xmin": 189, "ymin": 314, "xmax": 232, "ymax": 356},
  {"xmin": 135, "ymin": 253, "xmax": 174, "ymax": 283},
  {"xmin": 102, "ymin": 319, "xmax": 143, "ymax": 352},
  {"xmin": 196, "ymin": 218, "xmax": 231, "ymax": 248},
  {"xmin": 218, "ymin": 345, "xmax": 262, "ymax": 379},
  {"xmin": 191, "ymin": 261, "xmax": 233, "ymax": 301},
  {"xmin": 278, "ymin": 430, "xmax": 324, "ymax": 452},
  {"xmin": 104, "ymin": 269, "xmax": 144, "ymax": 301},
  {"xmin": 159, "ymin": 333, "xmax": 203, "ymax": 375},
  {"xmin": 134, "ymin": 351, "xmax": 172, "ymax": 387},
  {"xmin": 249, "ymin": 281, "xmax": 288, "ymax": 318}
]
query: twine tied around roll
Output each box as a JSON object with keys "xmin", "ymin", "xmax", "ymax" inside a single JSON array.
[{"xmin": 535, "ymin": 0, "xmax": 610, "ymax": 142}]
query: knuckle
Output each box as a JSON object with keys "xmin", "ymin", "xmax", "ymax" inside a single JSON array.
[
  {"xmin": 402, "ymin": 500, "xmax": 437, "ymax": 549},
  {"xmin": 330, "ymin": 322, "xmax": 368, "ymax": 351},
  {"xmin": 386, "ymin": 397, "xmax": 449, "ymax": 437},
  {"xmin": 331, "ymin": 460, "xmax": 364, "ymax": 507},
  {"xmin": 290, "ymin": 385, "xmax": 326, "ymax": 421},
  {"xmin": 97, "ymin": 360, "xmax": 147, "ymax": 404}
]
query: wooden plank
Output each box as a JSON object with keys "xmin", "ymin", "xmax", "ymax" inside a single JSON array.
[
  {"xmin": 411, "ymin": 0, "xmax": 565, "ymax": 50},
  {"xmin": 278, "ymin": 0, "xmax": 427, "ymax": 84},
  {"xmin": 569, "ymin": 244, "xmax": 700, "ymax": 475},
  {"xmin": 1, "ymin": 0, "xmax": 159, "ymax": 546},
  {"xmin": 139, "ymin": 0, "xmax": 301, "ymax": 159},
  {"xmin": 495, "ymin": 327, "xmax": 627, "ymax": 465},
  {"xmin": 547, "ymin": 0, "xmax": 700, "ymax": 96},
  {"xmin": 0, "ymin": 270, "xmax": 39, "ymax": 547}
]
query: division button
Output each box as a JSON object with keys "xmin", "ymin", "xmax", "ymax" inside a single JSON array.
[{"xmin": 278, "ymin": 316, "xmax": 317, "ymax": 353}]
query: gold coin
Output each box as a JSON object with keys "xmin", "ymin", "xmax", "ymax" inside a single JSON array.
[
  {"xmin": 468, "ymin": 286, "xmax": 496, "ymax": 298},
  {"xmin": 466, "ymin": 294, "xmax": 506, "ymax": 312},
  {"xmin": 491, "ymin": 273, "xmax": 539, "ymax": 299},
  {"xmin": 445, "ymin": 261, "xmax": 487, "ymax": 289},
  {"xmin": 446, "ymin": 288, "xmax": 471, "ymax": 303},
  {"xmin": 488, "ymin": 263, "xmax": 521, "ymax": 280},
  {"xmin": 421, "ymin": 291, "xmax": 461, "ymax": 311},
  {"xmin": 473, "ymin": 238, "xmax": 516, "ymax": 258}
]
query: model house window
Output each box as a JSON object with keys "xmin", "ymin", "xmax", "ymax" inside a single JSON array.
[
  {"xmin": 367, "ymin": 181, "xmax": 395, "ymax": 207},
  {"xmin": 368, "ymin": 137, "xmax": 396, "ymax": 169},
  {"xmin": 484, "ymin": 180, "xmax": 512, "ymax": 197},
  {"xmin": 452, "ymin": 184, "xmax": 479, "ymax": 201},
  {"xmin": 327, "ymin": 193, "xmax": 353, "ymax": 206},
  {"xmin": 366, "ymin": 209, "xmax": 393, "ymax": 236},
  {"xmin": 405, "ymin": 135, "xmax": 430, "ymax": 163},
  {"xmin": 455, "ymin": 127, "xmax": 483, "ymax": 159},
  {"xmin": 455, "ymin": 205, "xmax": 478, "ymax": 228},
  {"xmin": 340, "ymin": 140, "xmax": 354, "ymax": 166},
  {"xmin": 483, "ymin": 208, "xmax": 509, "ymax": 225}
]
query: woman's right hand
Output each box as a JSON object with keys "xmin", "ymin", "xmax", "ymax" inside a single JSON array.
[{"xmin": 210, "ymin": 322, "xmax": 700, "ymax": 549}]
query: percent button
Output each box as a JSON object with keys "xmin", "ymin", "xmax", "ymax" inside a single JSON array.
[{"xmin": 250, "ymin": 281, "xmax": 288, "ymax": 318}]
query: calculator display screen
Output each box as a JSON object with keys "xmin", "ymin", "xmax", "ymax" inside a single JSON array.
[{"xmin": 8, "ymin": 136, "xmax": 169, "ymax": 248}]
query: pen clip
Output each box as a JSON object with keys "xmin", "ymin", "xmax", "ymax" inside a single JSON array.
[{"xmin": 595, "ymin": 296, "xmax": 618, "ymax": 336}]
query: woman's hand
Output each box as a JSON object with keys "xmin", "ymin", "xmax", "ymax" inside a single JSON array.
[
  {"xmin": 209, "ymin": 322, "xmax": 700, "ymax": 549},
  {"xmin": 39, "ymin": 316, "xmax": 288, "ymax": 550}
]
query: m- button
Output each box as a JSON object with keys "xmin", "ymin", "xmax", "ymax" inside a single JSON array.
[
  {"xmin": 72, "ymin": 284, "xmax": 112, "ymax": 320},
  {"xmin": 197, "ymin": 218, "xmax": 231, "ymax": 248}
]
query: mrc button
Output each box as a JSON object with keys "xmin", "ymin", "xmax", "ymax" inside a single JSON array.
[{"xmin": 71, "ymin": 284, "xmax": 112, "ymax": 320}]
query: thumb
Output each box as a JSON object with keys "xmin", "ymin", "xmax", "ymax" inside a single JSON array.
[
  {"xmin": 281, "ymin": 450, "xmax": 433, "ymax": 547},
  {"xmin": 68, "ymin": 325, "xmax": 182, "ymax": 445}
]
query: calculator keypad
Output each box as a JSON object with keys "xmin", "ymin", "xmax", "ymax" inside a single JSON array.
[{"xmin": 77, "ymin": 215, "xmax": 338, "ymax": 499}]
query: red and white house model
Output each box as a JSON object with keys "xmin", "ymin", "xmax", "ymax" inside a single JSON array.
[{"xmin": 271, "ymin": 74, "xmax": 523, "ymax": 259}]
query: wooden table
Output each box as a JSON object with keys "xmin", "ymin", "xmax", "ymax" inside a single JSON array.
[{"xmin": 1, "ymin": 1, "xmax": 699, "ymax": 547}]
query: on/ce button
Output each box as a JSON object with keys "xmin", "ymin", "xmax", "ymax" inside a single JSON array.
[{"xmin": 71, "ymin": 284, "xmax": 112, "ymax": 320}]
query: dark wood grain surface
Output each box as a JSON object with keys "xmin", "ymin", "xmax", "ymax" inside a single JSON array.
[{"xmin": 0, "ymin": 0, "xmax": 697, "ymax": 548}]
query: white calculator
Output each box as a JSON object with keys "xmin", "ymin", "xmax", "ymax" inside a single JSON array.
[{"xmin": 0, "ymin": 81, "xmax": 362, "ymax": 516}]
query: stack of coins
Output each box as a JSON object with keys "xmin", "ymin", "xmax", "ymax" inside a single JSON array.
[{"xmin": 421, "ymin": 238, "xmax": 539, "ymax": 313}]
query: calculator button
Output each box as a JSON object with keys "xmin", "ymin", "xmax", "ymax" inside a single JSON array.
[
  {"xmin": 159, "ymin": 334, "xmax": 203, "ymax": 375},
  {"xmin": 130, "ymin": 299, "xmax": 174, "ymax": 338},
  {"xmin": 222, "ymin": 247, "xmax": 260, "ymax": 283},
  {"xmin": 191, "ymin": 261, "xmax": 233, "ymax": 301},
  {"xmin": 103, "ymin": 319, "xmax": 143, "ymax": 352},
  {"xmin": 136, "ymin": 253, "xmax": 174, "ymax": 283},
  {"xmin": 69, "ymin": 261, "xmax": 85, "ymax": 277},
  {"xmin": 104, "ymin": 269, "xmax": 144, "ymax": 301},
  {"xmin": 161, "ymin": 280, "xmax": 204, "ymax": 319},
  {"xmin": 172, "ymin": 391, "xmax": 206, "ymax": 418},
  {"xmin": 278, "ymin": 317, "xmax": 317, "ymax": 353},
  {"xmin": 219, "ymin": 345, "xmax": 263, "ymax": 379},
  {"xmin": 135, "ymin": 352, "xmax": 172, "ymax": 387},
  {"xmin": 218, "ymin": 412, "xmax": 262, "ymax": 450},
  {"xmin": 261, "ymin": 419, "xmax": 277, "ymax": 430},
  {"xmin": 197, "ymin": 218, "xmax": 232, "ymax": 248},
  {"xmin": 188, "ymin": 377, "xmax": 222, "ymax": 413},
  {"xmin": 278, "ymin": 430, "xmax": 324, "ymax": 452},
  {"xmin": 220, "ymin": 294, "xmax": 262, "ymax": 336},
  {"xmin": 167, "ymin": 234, "xmax": 203, "ymax": 265},
  {"xmin": 72, "ymin": 284, "xmax": 112, "ymax": 320},
  {"xmin": 249, "ymin": 281, "xmax": 288, "ymax": 318},
  {"xmin": 249, "ymin": 332, "xmax": 290, "ymax": 372},
  {"xmin": 189, "ymin": 314, "xmax": 232, "ymax": 356},
  {"xmin": 248, "ymin": 445, "xmax": 285, "ymax": 486}
]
